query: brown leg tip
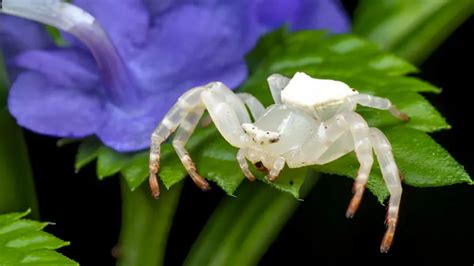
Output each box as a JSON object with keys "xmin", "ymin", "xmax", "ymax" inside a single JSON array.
[
  {"xmin": 346, "ymin": 183, "xmax": 364, "ymax": 218},
  {"xmin": 266, "ymin": 175, "xmax": 277, "ymax": 182},
  {"xmin": 380, "ymin": 222, "xmax": 396, "ymax": 253},
  {"xmin": 346, "ymin": 196, "xmax": 361, "ymax": 218},
  {"xmin": 246, "ymin": 175, "xmax": 256, "ymax": 182},
  {"xmin": 197, "ymin": 180, "xmax": 211, "ymax": 192},
  {"xmin": 201, "ymin": 184, "xmax": 211, "ymax": 192},
  {"xmin": 192, "ymin": 175, "xmax": 211, "ymax": 192},
  {"xmin": 380, "ymin": 234, "xmax": 394, "ymax": 253},
  {"xmin": 400, "ymin": 113, "xmax": 410, "ymax": 122},
  {"xmin": 149, "ymin": 174, "xmax": 160, "ymax": 199}
]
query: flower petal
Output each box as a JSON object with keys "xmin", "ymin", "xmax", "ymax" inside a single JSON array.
[
  {"xmin": 97, "ymin": 103, "xmax": 161, "ymax": 152},
  {"xmin": 0, "ymin": 16, "xmax": 52, "ymax": 56},
  {"xmin": 130, "ymin": 5, "xmax": 250, "ymax": 93},
  {"xmin": 72, "ymin": 0, "xmax": 150, "ymax": 59},
  {"xmin": 289, "ymin": 0, "xmax": 350, "ymax": 33},
  {"xmin": 8, "ymin": 71, "xmax": 104, "ymax": 137},
  {"xmin": 0, "ymin": 15, "xmax": 52, "ymax": 77},
  {"xmin": 14, "ymin": 48, "xmax": 99, "ymax": 88}
]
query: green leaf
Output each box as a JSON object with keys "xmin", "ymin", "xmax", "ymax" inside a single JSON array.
[
  {"xmin": 354, "ymin": 0, "xmax": 474, "ymax": 64},
  {"xmin": 0, "ymin": 210, "xmax": 77, "ymax": 265},
  {"xmin": 185, "ymin": 175, "xmax": 318, "ymax": 266},
  {"xmin": 75, "ymin": 137, "xmax": 102, "ymax": 172},
  {"xmin": 316, "ymin": 127, "xmax": 471, "ymax": 203},
  {"xmin": 117, "ymin": 179, "xmax": 182, "ymax": 266},
  {"xmin": 96, "ymin": 146, "xmax": 133, "ymax": 180}
]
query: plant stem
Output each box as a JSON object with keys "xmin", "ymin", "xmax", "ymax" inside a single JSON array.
[
  {"xmin": 0, "ymin": 55, "xmax": 38, "ymax": 218},
  {"xmin": 185, "ymin": 173, "xmax": 319, "ymax": 266},
  {"xmin": 116, "ymin": 178, "xmax": 183, "ymax": 266}
]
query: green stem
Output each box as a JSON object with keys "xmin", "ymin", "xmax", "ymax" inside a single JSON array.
[
  {"xmin": 0, "ymin": 55, "xmax": 38, "ymax": 218},
  {"xmin": 117, "ymin": 178, "xmax": 183, "ymax": 266},
  {"xmin": 184, "ymin": 174, "xmax": 319, "ymax": 266},
  {"xmin": 353, "ymin": 0, "xmax": 474, "ymax": 64}
]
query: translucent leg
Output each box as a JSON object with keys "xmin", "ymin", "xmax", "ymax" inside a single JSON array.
[
  {"xmin": 266, "ymin": 157, "xmax": 285, "ymax": 181},
  {"xmin": 370, "ymin": 128, "xmax": 402, "ymax": 253},
  {"xmin": 201, "ymin": 83, "xmax": 250, "ymax": 147},
  {"xmin": 237, "ymin": 93, "xmax": 266, "ymax": 120},
  {"xmin": 349, "ymin": 94, "xmax": 409, "ymax": 121},
  {"xmin": 149, "ymin": 87, "xmax": 206, "ymax": 198},
  {"xmin": 341, "ymin": 113, "xmax": 374, "ymax": 218},
  {"xmin": 267, "ymin": 74, "xmax": 290, "ymax": 104},
  {"xmin": 237, "ymin": 149, "xmax": 255, "ymax": 181},
  {"xmin": 172, "ymin": 108, "xmax": 210, "ymax": 191}
]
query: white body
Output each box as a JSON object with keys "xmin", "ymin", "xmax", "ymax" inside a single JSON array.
[{"xmin": 149, "ymin": 72, "xmax": 409, "ymax": 252}]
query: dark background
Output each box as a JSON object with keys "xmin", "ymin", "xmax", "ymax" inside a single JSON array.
[{"xmin": 23, "ymin": 4, "xmax": 472, "ymax": 266}]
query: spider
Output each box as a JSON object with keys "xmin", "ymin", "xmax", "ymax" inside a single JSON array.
[{"xmin": 149, "ymin": 72, "xmax": 409, "ymax": 252}]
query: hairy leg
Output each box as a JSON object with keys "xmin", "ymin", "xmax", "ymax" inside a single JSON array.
[
  {"xmin": 340, "ymin": 113, "xmax": 374, "ymax": 218},
  {"xmin": 349, "ymin": 94, "xmax": 409, "ymax": 121},
  {"xmin": 172, "ymin": 108, "xmax": 210, "ymax": 191},
  {"xmin": 149, "ymin": 87, "xmax": 206, "ymax": 198},
  {"xmin": 370, "ymin": 127, "xmax": 402, "ymax": 253}
]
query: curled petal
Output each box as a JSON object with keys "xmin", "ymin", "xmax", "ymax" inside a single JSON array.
[
  {"xmin": 14, "ymin": 48, "xmax": 99, "ymax": 88},
  {"xmin": 8, "ymin": 71, "xmax": 104, "ymax": 137}
]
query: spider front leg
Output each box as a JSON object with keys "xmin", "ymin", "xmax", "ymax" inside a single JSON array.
[
  {"xmin": 237, "ymin": 149, "xmax": 255, "ymax": 182},
  {"xmin": 266, "ymin": 157, "xmax": 286, "ymax": 181},
  {"xmin": 339, "ymin": 113, "xmax": 374, "ymax": 218},
  {"xmin": 370, "ymin": 128, "xmax": 402, "ymax": 253},
  {"xmin": 172, "ymin": 109, "xmax": 211, "ymax": 192},
  {"xmin": 149, "ymin": 87, "xmax": 207, "ymax": 198},
  {"xmin": 349, "ymin": 94, "xmax": 410, "ymax": 121}
]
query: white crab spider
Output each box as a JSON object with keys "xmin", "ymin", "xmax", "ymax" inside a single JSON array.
[{"xmin": 149, "ymin": 72, "xmax": 409, "ymax": 252}]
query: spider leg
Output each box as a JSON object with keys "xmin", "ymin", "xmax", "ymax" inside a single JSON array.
[
  {"xmin": 341, "ymin": 113, "xmax": 374, "ymax": 218},
  {"xmin": 267, "ymin": 74, "xmax": 290, "ymax": 104},
  {"xmin": 172, "ymin": 108, "xmax": 210, "ymax": 192},
  {"xmin": 149, "ymin": 87, "xmax": 206, "ymax": 198},
  {"xmin": 202, "ymin": 92, "xmax": 264, "ymax": 127},
  {"xmin": 151, "ymin": 82, "xmax": 253, "ymax": 197},
  {"xmin": 370, "ymin": 128, "xmax": 402, "ymax": 253},
  {"xmin": 200, "ymin": 83, "xmax": 251, "ymax": 147},
  {"xmin": 349, "ymin": 94, "xmax": 410, "ymax": 121},
  {"xmin": 266, "ymin": 157, "xmax": 286, "ymax": 181},
  {"xmin": 237, "ymin": 93, "xmax": 266, "ymax": 120},
  {"xmin": 237, "ymin": 149, "xmax": 255, "ymax": 181}
]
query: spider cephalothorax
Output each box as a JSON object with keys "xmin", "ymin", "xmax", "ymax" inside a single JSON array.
[{"xmin": 149, "ymin": 72, "xmax": 408, "ymax": 252}]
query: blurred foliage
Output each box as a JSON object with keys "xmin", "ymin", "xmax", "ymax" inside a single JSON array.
[{"xmin": 354, "ymin": 0, "xmax": 474, "ymax": 64}]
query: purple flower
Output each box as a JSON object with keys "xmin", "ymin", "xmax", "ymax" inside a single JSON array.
[{"xmin": 0, "ymin": 0, "xmax": 349, "ymax": 151}]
